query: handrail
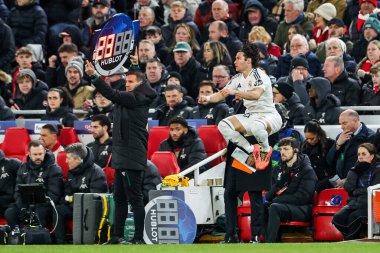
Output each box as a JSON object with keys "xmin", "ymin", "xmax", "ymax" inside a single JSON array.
[
  {"xmin": 340, "ymin": 106, "xmax": 380, "ymax": 111},
  {"xmin": 178, "ymin": 148, "xmax": 227, "ymax": 186},
  {"xmin": 12, "ymin": 109, "xmax": 88, "ymax": 115}
]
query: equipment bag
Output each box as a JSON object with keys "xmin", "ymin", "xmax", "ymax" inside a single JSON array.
[{"xmin": 21, "ymin": 226, "xmax": 51, "ymax": 245}]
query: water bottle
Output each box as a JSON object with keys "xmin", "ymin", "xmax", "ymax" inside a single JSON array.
[
  {"xmin": 124, "ymin": 212, "xmax": 135, "ymax": 241},
  {"xmin": 8, "ymin": 225, "xmax": 20, "ymax": 245}
]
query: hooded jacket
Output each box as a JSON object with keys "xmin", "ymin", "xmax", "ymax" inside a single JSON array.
[
  {"xmin": 14, "ymin": 151, "xmax": 63, "ymax": 208},
  {"xmin": 284, "ymin": 93, "xmax": 306, "ymax": 125},
  {"xmin": 60, "ymin": 26, "xmax": 91, "ymax": 59},
  {"xmin": 305, "ymin": 77, "xmax": 342, "ymax": 124},
  {"xmin": 154, "ymin": 100, "xmax": 193, "ymax": 126},
  {"xmin": 92, "ymin": 77, "xmax": 157, "ymax": 171},
  {"xmin": 278, "ymin": 74, "xmax": 313, "ymax": 106},
  {"xmin": 0, "ymin": 18, "xmax": 15, "ymax": 73},
  {"xmin": 42, "ymin": 106, "xmax": 78, "ymax": 127},
  {"xmin": 158, "ymin": 126, "xmax": 208, "ymax": 173},
  {"xmin": 330, "ymin": 70, "xmax": 361, "ymax": 106},
  {"xmin": 63, "ymin": 147, "xmax": 108, "ymax": 204},
  {"xmin": 0, "ymin": 96, "xmax": 14, "ymax": 120},
  {"xmin": 87, "ymin": 137, "xmax": 112, "ymax": 168},
  {"xmin": 192, "ymin": 101, "xmax": 230, "ymax": 125},
  {"xmin": 0, "ymin": 150, "xmax": 22, "ymax": 207},
  {"xmin": 239, "ymin": 0, "xmax": 278, "ymax": 42}
]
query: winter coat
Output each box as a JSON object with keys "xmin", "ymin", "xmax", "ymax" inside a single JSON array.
[
  {"xmin": 92, "ymin": 78, "xmax": 157, "ymax": 171},
  {"xmin": 155, "ymin": 39, "xmax": 171, "ymax": 66},
  {"xmin": 14, "ymin": 151, "xmax": 63, "ymax": 208},
  {"xmin": 0, "ymin": 0, "xmax": 8, "ymax": 21},
  {"xmin": 87, "ymin": 138, "xmax": 112, "ymax": 168},
  {"xmin": 65, "ymin": 81, "xmax": 94, "ymax": 110},
  {"xmin": 302, "ymin": 138, "xmax": 335, "ymax": 181},
  {"xmin": 327, "ymin": 122, "xmax": 374, "ymax": 179},
  {"xmin": 284, "ymin": 93, "xmax": 306, "ymax": 125},
  {"xmin": 273, "ymin": 13, "xmax": 314, "ymax": 48},
  {"xmin": 361, "ymin": 81, "xmax": 380, "ymax": 111},
  {"xmin": 276, "ymin": 52, "xmax": 322, "ymax": 79},
  {"xmin": 316, "ymin": 39, "xmax": 354, "ymax": 64},
  {"xmin": 352, "ymin": 35, "xmax": 380, "ymax": 63},
  {"xmin": 60, "ymin": 26, "xmax": 91, "ymax": 59},
  {"xmin": 192, "ymin": 102, "xmax": 230, "ymax": 125},
  {"xmin": 0, "ymin": 150, "xmax": 22, "ymax": 207},
  {"xmin": 330, "ymin": 71, "xmax": 361, "ymax": 106},
  {"xmin": 167, "ymin": 57, "xmax": 202, "ymax": 99},
  {"xmin": 143, "ymin": 160, "xmax": 162, "ymax": 204},
  {"xmin": 8, "ymin": 2, "xmax": 47, "ymax": 47},
  {"xmin": 45, "ymin": 64, "xmax": 67, "ymax": 88},
  {"xmin": 154, "ymin": 100, "xmax": 193, "ymax": 126},
  {"xmin": 0, "ymin": 96, "xmax": 14, "ymax": 120},
  {"xmin": 39, "ymin": 0, "xmax": 82, "ymax": 25},
  {"xmin": 266, "ymin": 154, "xmax": 317, "ymax": 211},
  {"xmin": 239, "ymin": 0, "xmax": 278, "ymax": 42},
  {"xmin": 304, "ymin": 77, "xmax": 342, "ymax": 124},
  {"xmin": 198, "ymin": 54, "xmax": 234, "ymax": 81},
  {"xmin": 13, "ymin": 79, "xmax": 48, "ymax": 111},
  {"xmin": 219, "ymin": 35, "xmax": 243, "ymax": 64},
  {"xmin": 0, "ymin": 17, "xmax": 14, "ymax": 73},
  {"xmin": 278, "ymin": 74, "xmax": 313, "ymax": 106},
  {"xmin": 344, "ymin": 161, "xmax": 380, "ymax": 209},
  {"xmin": 86, "ymin": 103, "xmax": 114, "ymax": 121},
  {"xmin": 42, "ymin": 106, "xmax": 78, "ymax": 127},
  {"xmin": 62, "ymin": 147, "xmax": 108, "ymax": 204},
  {"xmin": 158, "ymin": 126, "xmax": 208, "ymax": 173}
]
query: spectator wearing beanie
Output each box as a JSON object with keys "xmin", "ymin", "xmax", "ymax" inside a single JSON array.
[
  {"xmin": 349, "ymin": 0, "xmax": 380, "ymax": 43},
  {"xmin": 278, "ymin": 54, "xmax": 313, "ymax": 106},
  {"xmin": 353, "ymin": 14, "xmax": 380, "ymax": 63},
  {"xmin": 312, "ymin": 3, "xmax": 337, "ymax": 44},
  {"xmin": 64, "ymin": 57, "xmax": 94, "ymax": 110},
  {"xmin": 273, "ymin": 82, "xmax": 306, "ymax": 125},
  {"xmin": 306, "ymin": 0, "xmax": 347, "ymax": 20}
]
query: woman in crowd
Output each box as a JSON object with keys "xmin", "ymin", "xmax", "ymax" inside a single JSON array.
[
  {"xmin": 282, "ymin": 24, "xmax": 305, "ymax": 55},
  {"xmin": 42, "ymin": 87, "xmax": 78, "ymax": 127},
  {"xmin": 170, "ymin": 23, "xmax": 200, "ymax": 55},
  {"xmin": 357, "ymin": 40, "xmax": 380, "ymax": 84},
  {"xmin": 312, "ymin": 3, "xmax": 336, "ymax": 45},
  {"xmin": 248, "ymin": 26, "xmax": 281, "ymax": 58},
  {"xmin": 332, "ymin": 143, "xmax": 380, "ymax": 240},
  {"xmin": 302, "ymin": 120, "xmax": 335, "ymax": 192}
]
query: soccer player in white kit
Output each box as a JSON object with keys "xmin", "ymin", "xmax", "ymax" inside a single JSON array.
[{"xmin": 199, "ymin": 43, "xmax": 282, "ymax": 169}]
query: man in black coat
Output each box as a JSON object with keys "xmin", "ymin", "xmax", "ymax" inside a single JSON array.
[
  {"xmin": 0, "ymin": 150, "xmax": 22, "ymax": 217},
  {"xmin": 55, "ymin": 143, "xmax": 108, "ymax": 244},
  {"xmin": 158, "ymin": 116, "xmax": 208, "ymax": 174},
  {"xmin": 4, "ymin": 140, "xmax": 64, "ymax": 229},
  {"xmin": 264, "ymin": 137, "xmax": 317, "ymax": 242},
  {"xmin": 327, "ymin": 109, "xmax": 375, "ymax": 188},
  {"xmin": 154, "ymin": 84, "xmax": 193, "ymax": 126},
  {"xmin": 0, "ymin": 17, "xmax": 15, "ymax": 73},
  {"xmin": 85, "ymin": 62, "xmax": 157, "ymax": 245},
  {"xmin": 87, "ymin": 114, "xmax": 112, "ymax": 168}
]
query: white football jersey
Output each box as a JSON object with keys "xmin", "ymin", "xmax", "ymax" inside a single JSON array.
[{"xmin": 225, "ymin": 68, "xmax": 276, "ymax": 113}]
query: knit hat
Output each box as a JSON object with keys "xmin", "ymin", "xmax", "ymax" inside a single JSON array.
[
  {"xmin": 360, "ymin": 0, "xmax": 378, "ymax": 7},
  {"xmin": 166, "ymin": 71, "xmax": 183, "ymax": 85},
  {"xmin": 290, "ymin": 54, "xmax": 309, "ymax": 70},
  {"xmin": 65, "ymin": 57, "xmax": 84, "ymax": 78},
  {"xmin": 363, "ymin": 15, "xmax": 380, "ymax": 34},
  {"xmin": 273, "ymin": 82, "xmax": 294, "ymax": 100},
  {"xmin": 92, "ymin": 0, "xmax": 110, "ymax": 6},
  {"xmin": 314, "ymin": 3, "xmax": 336, "ymax": 21},
  {"xmin": 17, "ymin": 69, "xmax": 37, "ymax": 87},
  {"xmin": 327, "ymin": 17, "xmax": 345, "ymax": 27}
]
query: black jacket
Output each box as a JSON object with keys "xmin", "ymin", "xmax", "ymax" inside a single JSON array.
[
  {"xmin": 42, "ymin": 106, "xmax": 78, "ymax": 127},
  {"xmin": 143, "ymin": 160, "xmax": 162, "ymax": 204},
  {"xmin": 276, "ymin": 52, "xmax": 323, "ymax": 79},
  {"xmin": 0, "ymin": 18, "xmax": 14, "ymax": 73},
  {"xmin": 154, "ymin": 100, "xmax": 193, "ymax": 126},
  {"xmin": 0, "ymin": 96, "xmax": 14, "ymax": 120},
  {"xmin": 284, "ymin": 93, "xmax": 306, "ymax": 126},
  {"xmin": 7, "ymin": 2, "xmax": 47, "ymax": 47},
  {"xmin": 192, "ymin": 102, "xmax": 230, "ymax": 125},
  {"xmin": 344, "ymin": 161, "xmax": 380, "ymax": 209},
  {"xmin": 219, "ymin": 35, "xmax": 243, "ymax": 65},
  {"xmin": 361, "ymin": 81, "xmax": 380, "ymax": 111},
  {"xmin": 330, "ymin": 71, "xmax": 361, "ymax": 106},
  {"xmin": 14, "ymin": 151, "xmax": 63, "ymax": 208},
  {"xmin": 62, "ymin": 147, "xmax": 108, "ymax": 204},
  {"xmin": 278, "ymin": 74, "xmax": 313, "ymax": 106},
  {"xmin": 302, "ymin": 138, "xmax": 335, "ymax": 181},
  {"xmin": 87, "ymin": 138, "xmax": 112, "ymax": 168},
  {"xmin": 13, "ymin": 80, "xmax": 48, "ymax": 110},
  {"xmin": 86, "ymin": 103, "xmax": 114, "ymax": 121},
  {"xmin": 266, "ymin": 154, "xmax": 317, "ymax": 209},
  {"xmin": 155, "ymin": 39, "xmax": 171, "ymax": 66},
  {"xmin": 239, "ymin": 0, "xmax": 278, "ymax": 42},
  {"xmin": 45, "ymin": 64, "xmax": 67, "ymax": 88},
  {"xmin": 39, "ymin": 0, "xmax": 82, "ymax": 25},
  {"xmin": 92, "ymin": 78, "xmax": 157, "ymax": 171},
  {"xmin": 167, "ymin": 57, "xmax": 202, "ymax": 99},
  {"xmin": 304, "ymin": 77, "xmax": 342, "ymax": 125},
  {"xmin": 0, "ymin": 150, "xmax": 22, "ymax": 207},
  {"xmin": 159, "ymin": 126, "xmax": 208, "ymax": 173},
  {"xmin": 327, "ymin": 122, "xmax": 374, "ymax": 179}
]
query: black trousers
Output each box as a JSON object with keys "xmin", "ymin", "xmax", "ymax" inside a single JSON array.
[
  {"xmin": 54, "ymin": 204, "xmax": 73, "ymax": 244},
  {"xmin": 113, "ymin": 169, "xmax": 145, "ymax": 240},
  {"xmin": 4, "ymin": 203, "xmax": 52, "ymax": 229},
  {"xmin": 264, "ymin": 203, "xmax": 311, "ymax": 243},
  {"xmin": 332, "ymin": 205, "xmax": 367, "ymax": 240}
]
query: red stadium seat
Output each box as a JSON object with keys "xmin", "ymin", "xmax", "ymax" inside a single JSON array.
[
  {"xmin": 57, "ymin": 151, "xmax": 69, "ymax": 180},
  {"xmin": 147, "ymin": 127, "xmax": 169, "ymax": 159},
  {"xmin": 58, "ymin": 127, "xmax": 80, "ymax": 147},
  {"xmin": 197, "ymin": 125, "xmax": 226, "ymax": 167},
  {"xmin": 151, "ymin": 151, "xmax": 181, "ymax": 178},
  {"xmin": 0, "ymin": 127, "xmax": 30, "ymax": 160},
  {"xmin": 0, "ymin": 218, "xmax": 7, "ymax": 225}
]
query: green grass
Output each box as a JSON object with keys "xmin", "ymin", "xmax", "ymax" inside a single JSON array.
[{"xmin": 1, "ymin": 243, "xmax": 380, "ymax": 253}]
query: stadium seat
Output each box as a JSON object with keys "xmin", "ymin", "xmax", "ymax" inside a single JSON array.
[
  {"xmin": 58, "ymin": 127, "xmax": 80, "ymax": 147},
  {"xmin": 0, "ymin": 127, "xmax": 30, "ymax": 160},
  {"xmin": 0, "ymin": 218, "xmax": 7, "ymax": 225},
  {"xmin": 197, "ymin": 125, "xmax": 226, "ymax": 167},
  {"xmin": 312, "ymin": 188, "xmax": 348, "ymax": 241},
  {"xmin": 151, "ymin": 151, "xmax": 181, "ymax": 178},
  {"xmin": 57, "ymin": 151, "xmax": 69, "ymax": 180},
  {"xmin": 147, "ymin": 126, "xmax": 170, "ymax": 159}
]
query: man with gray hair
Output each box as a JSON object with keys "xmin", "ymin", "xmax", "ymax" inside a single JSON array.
[
  {"xmin": 273, "ymin": 0, "xmax": 314, "ymax": 48},
  {"xmin": 323, "ymin": 56, "xmax": 361, "ymax": 106},
  {"xmin": 323, "ymin": 38, "xmax": 356, "ymax": 74},
  {"xmin": 54, "ymin": 143, "xmax": 107, "ymax": 244}
]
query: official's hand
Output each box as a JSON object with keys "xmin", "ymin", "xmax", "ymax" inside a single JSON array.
[
  {"xmin": 129, "ymin": 47, "xmax": 139, "ymax": 65},
  {"xmin": 48, "ymin": 55, "xmax": 57, "ymax": 68},
  {"xmin": 85, "ymin": 60, "xmax": 96, "ymax": 77}
]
